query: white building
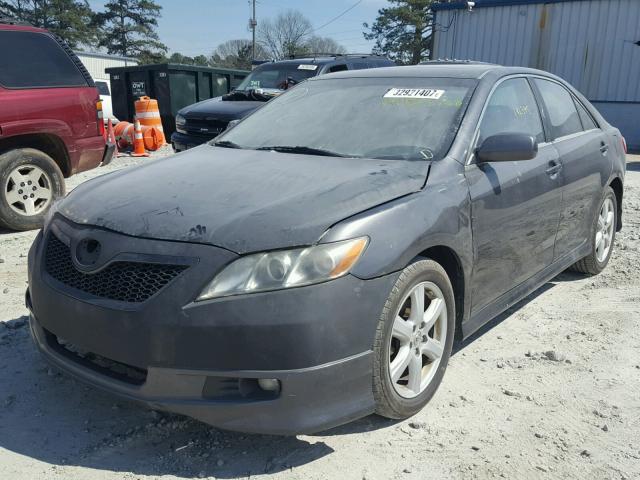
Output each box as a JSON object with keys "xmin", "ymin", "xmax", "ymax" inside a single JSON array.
[
  {"xmin": 432, "ymin": 0, "xmax": 640, "ymax": 151},
  {"xmin": 75, "ymin": 51, "xmax": 137, "ymax": 84}
]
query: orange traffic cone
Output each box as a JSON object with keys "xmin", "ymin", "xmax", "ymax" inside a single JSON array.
[
  {"xmin": 131, "ymin": 118, "xmax": 149, "ymax": 157},
  {"xmin": 106, "ymin": 119, "xmax": 120, "ymax": 157}
]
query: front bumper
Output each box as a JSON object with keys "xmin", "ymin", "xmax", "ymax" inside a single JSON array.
[
  {"xmin": 171, "ymin": 131, "xmax": 213, "ymax": 152},
  {"xmin": 101, "ymin": 141, "xmax": 116, "ymax": 166},
  {"xmin": 27, "ymin": 219, "xmax": 398, "ymax": 434}
]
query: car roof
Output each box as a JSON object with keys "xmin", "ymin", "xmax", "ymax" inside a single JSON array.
[
  {"xmin": 263, "ymin": 55, "xmax": 391, "ymax": 66},
  {"xmin": 318, "ymin": 63, "xmax": 552, "ymax": 80},
  {"xmin": 0, "ymin": 18, "xmax": 47, "ymax": 33}
]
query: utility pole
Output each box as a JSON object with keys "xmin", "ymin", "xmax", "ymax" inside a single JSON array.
[{"xmin": 249, "ymin": 0, "xmax": 257, "ymax": 60}]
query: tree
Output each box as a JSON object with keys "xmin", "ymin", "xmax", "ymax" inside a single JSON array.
[
  {"xmin": 210, "ymin": 39, "xmax": 268, "ymax": 69},
  {"xmin": 166, "ymin": 52, "xmax": 210, "ymax": 66},
  {"xmin": 93, "ymin": 0, "xmax": 167, "ymax": 63},
  {"xmin": 258, "ymin": 9, "xmax": 312, "ymax": 59},
  {"xmin": 0, "ymin": 0, "xmax": 96, "ymax": 48},
  {"xmin": 304, "ymin": 35, "xmax": 347, "ymax": 55},
  {"xmin": 191, "ymin": 54, "xmax": 209, "ymax": 66},
  {"xmin": 363, "ymin": 0, "xmax": 434, "ymax": 64}
]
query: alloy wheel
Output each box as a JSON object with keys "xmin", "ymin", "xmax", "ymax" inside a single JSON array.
[
  {"xmin": 595, "ymin": 197, "xmax": 615, "ymax": 263},
  {"xmin": 388, "ymin": 281, "xmax": 447, "ymax": 399},
  {"xmin": 4, "ymin": 164, "xmax": 53, "ymax": 216}
]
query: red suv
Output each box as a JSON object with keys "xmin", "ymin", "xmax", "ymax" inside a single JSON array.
[{"xmin": 0, "ymin": 18, "xmax": 114, "ymax": 231}]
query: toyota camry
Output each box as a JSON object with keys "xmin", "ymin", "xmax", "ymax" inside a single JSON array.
[{"xmin": 27, "ymin": 63, "xmax": 626, "ymax": 434}]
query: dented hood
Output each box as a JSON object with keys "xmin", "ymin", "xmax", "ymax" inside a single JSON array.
[{"xmin": 59, "ymin": 146, "xmax": 428, "ymax": 253}]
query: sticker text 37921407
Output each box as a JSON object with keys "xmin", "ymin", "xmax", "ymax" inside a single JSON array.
[{"xmin": 383, "ymin": 88, "xmax": 445, "ymax": 100}]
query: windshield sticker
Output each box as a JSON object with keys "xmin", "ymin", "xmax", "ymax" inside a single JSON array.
[
  {"xmin": 384, "ymin": 88, "xmax": 445, "ymax": 100},
  {"xmin": 249, "ymin": 80, "xmax": 261, "ymax": 88},
  {"xmin": 298, "ymin": 64, "xmax": 318, "ymax": 71}
]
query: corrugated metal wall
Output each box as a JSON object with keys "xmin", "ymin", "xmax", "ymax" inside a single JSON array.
[
  {"xmin": 433, "ymin": 0, "xmax": 640, "ymax": 149},
  {"xmin": 76, "ymin": 53, "xmax": 137, "ymax": 81}
]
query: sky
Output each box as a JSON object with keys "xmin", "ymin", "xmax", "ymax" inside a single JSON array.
[{"xmin": 87, "ymin": 0, "xmax": 389, "ymax": 56}]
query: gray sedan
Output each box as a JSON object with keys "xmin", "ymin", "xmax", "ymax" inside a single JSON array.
[{"xmin": 27, "ymin": 63, "xmax": 626, "ymax": 434}]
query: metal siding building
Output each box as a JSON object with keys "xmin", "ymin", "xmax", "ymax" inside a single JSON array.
[
  {"xmin": 432, "ymin": 0, "xmax": 640, "ymax": 150},
  {"xmin": 75, "ymin": 52, "xmax": 137, "ymax": 82}
]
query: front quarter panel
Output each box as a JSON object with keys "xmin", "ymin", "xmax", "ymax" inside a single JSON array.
[{"xmin": 322, "ymin": 156, "xmax": 473, "ymax": 295}]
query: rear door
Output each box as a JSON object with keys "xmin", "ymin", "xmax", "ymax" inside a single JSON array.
[
  {"xmin": 531, "ymin": 78, "xmax": 612, "ymax": 259},
  {"xmin": 465, "ymin": 77, "xmax": 563, "ymax": 313}
]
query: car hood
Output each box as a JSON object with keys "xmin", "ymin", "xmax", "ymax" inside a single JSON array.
[
  {"xmin": 58, "ymin": 146, "xmax": 429, "ymax": 253},
  {"xmin": 181, "ymin": 96, "xmax": 263, "ymax": 122}
]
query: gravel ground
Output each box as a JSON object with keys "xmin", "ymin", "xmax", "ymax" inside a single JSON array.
[{"xmin": 1, "ymin": 150, "xmax": 639, "ymax": 480}]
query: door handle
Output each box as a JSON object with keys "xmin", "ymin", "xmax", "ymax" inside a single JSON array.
[
  {"xmin": 545, "ymin": 161, "xmax": 562, "ymax": 176},
  {"xmin": 600, "ymin": 141, "xmax": 609, "ymax": 154}
]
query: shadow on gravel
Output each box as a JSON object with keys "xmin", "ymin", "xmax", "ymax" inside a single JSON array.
[{"xmin": 453, "ymin": 281, "xmax": 557, "ymax": 354}]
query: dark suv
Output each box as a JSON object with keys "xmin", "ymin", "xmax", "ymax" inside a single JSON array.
[
  {"xmin": 171, "ymin": 54, "xmax": 395, "ymax": 152},
  {"xmin": 0, "ymin": 18, "xmax": 114, "ymax": 231}
]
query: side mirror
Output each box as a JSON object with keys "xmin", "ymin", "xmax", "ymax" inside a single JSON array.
[{"xmin": 476, "ymin": 133, "xmax": 538, "ymax": 163}]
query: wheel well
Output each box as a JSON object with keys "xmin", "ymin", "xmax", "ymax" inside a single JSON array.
[
  {"xmin": 609, "ymin": 177, "xmax": 623, "ymax": 231},
  {"xmin": 0, "ymin": 134, "xmax": 70, "ymax": 177},
  {"xmin": 418, "ymin": 246, "xmax": 465, "ymax": 341}
]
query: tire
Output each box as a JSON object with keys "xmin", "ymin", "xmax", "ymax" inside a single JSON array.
[
  {"xmin": 0, "ymin": 148, "xmax": 65, "ymax": 231},
  {"xmin": 373, "ymin": 259, "xmax": 456, "ymax": 420},
  {"xmin": 569, "ymin": 186, "xmax": 617, "ymax": 275}
]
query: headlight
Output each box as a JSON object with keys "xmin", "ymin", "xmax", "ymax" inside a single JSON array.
[
  {"xmin": 196, "ymin": 237, "xmax": 368, "ymax": 301},
  {"xmin": 175, "ymin": 114, "xmax": 186, "ymax": 133}
]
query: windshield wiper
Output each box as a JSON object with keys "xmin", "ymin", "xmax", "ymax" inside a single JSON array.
[
  {"xmin": 255, "ymin": 145, "xmax": 350, "ymax": 157},
  {"xmin": 212, "ymin": 140, "xmax": 242, "ymax": 149},
  {"xmin": 223, "ymin": 89, "xmax": 274, "ymax": 102}
]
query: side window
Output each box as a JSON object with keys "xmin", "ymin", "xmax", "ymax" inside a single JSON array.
[
  {"xmin": 350, "ymin": 61, "xmax": 369, "ymax": 70},
  {"xmin": 0, "ymin": 31, "xmax": 87, "ymax": 88},
  {"xmin": 479, "ymin": 78, "xmax": 544, "ymax": 145},
  {"xmin": 328, "ymin": 64, "xmax": 348, "ymax": 73},
  {"xmin": 575, "ymin": 99, "xmax": 597, "ymax": 131},
  {"xmin": 533, "ymin": 79, "xmax": 583, "ymax": 139}
]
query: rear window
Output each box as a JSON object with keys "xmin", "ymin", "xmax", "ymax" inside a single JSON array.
[{"xmin": 0, "ymin": 31, "xmax": 87, "ymax": 88}]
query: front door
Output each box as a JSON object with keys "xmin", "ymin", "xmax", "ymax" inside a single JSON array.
[{"xmin": 465, "ymin": 77, "xmax": 563, "ymax": 314}]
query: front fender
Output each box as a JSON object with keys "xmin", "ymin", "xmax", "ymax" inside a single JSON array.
[{"xmin": 321, "ymin": 159, "xmax": 473, "ymax": 281}]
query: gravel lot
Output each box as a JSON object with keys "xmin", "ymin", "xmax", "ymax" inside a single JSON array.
[{"xmin": 1, "ymin": 150, "xmax": 639, "ymax": 480}]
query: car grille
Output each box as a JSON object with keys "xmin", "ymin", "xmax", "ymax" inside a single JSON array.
[
  {"xmin": 183, "ymin": 117, "xmax": 229, "ymax": 137},
  {"xmin": 44, "ymin": 234, "xmax": 187, "ymax": 303}
]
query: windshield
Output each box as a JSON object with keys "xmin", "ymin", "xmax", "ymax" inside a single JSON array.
[
  {"xmin": 236, "ymin": 63, "xmax": 319, "ymax": 91},
  {"xmin": 216, "ymin": 77, "xmax": 476, "ymax": 160}
]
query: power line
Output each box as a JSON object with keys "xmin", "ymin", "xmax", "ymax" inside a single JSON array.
[
  {"xmin": 312, "ymin": 0, "xmax": 363, "ymax": 33},
  {"xmin": 321, "ymin": 28, "xmax": 364, "ymax": 36}
]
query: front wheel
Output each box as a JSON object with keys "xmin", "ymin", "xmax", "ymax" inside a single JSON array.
[
  {"xmin": 373, "ymin": 259, "xmax": 455, "ymax": 419},
  {"xmin": 0, "ymin": 148, "xmax": 65, "ymax": 231},
  {"xmin": 569, "ymin": 186, "xmax": 617, "ymax": 275}
]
